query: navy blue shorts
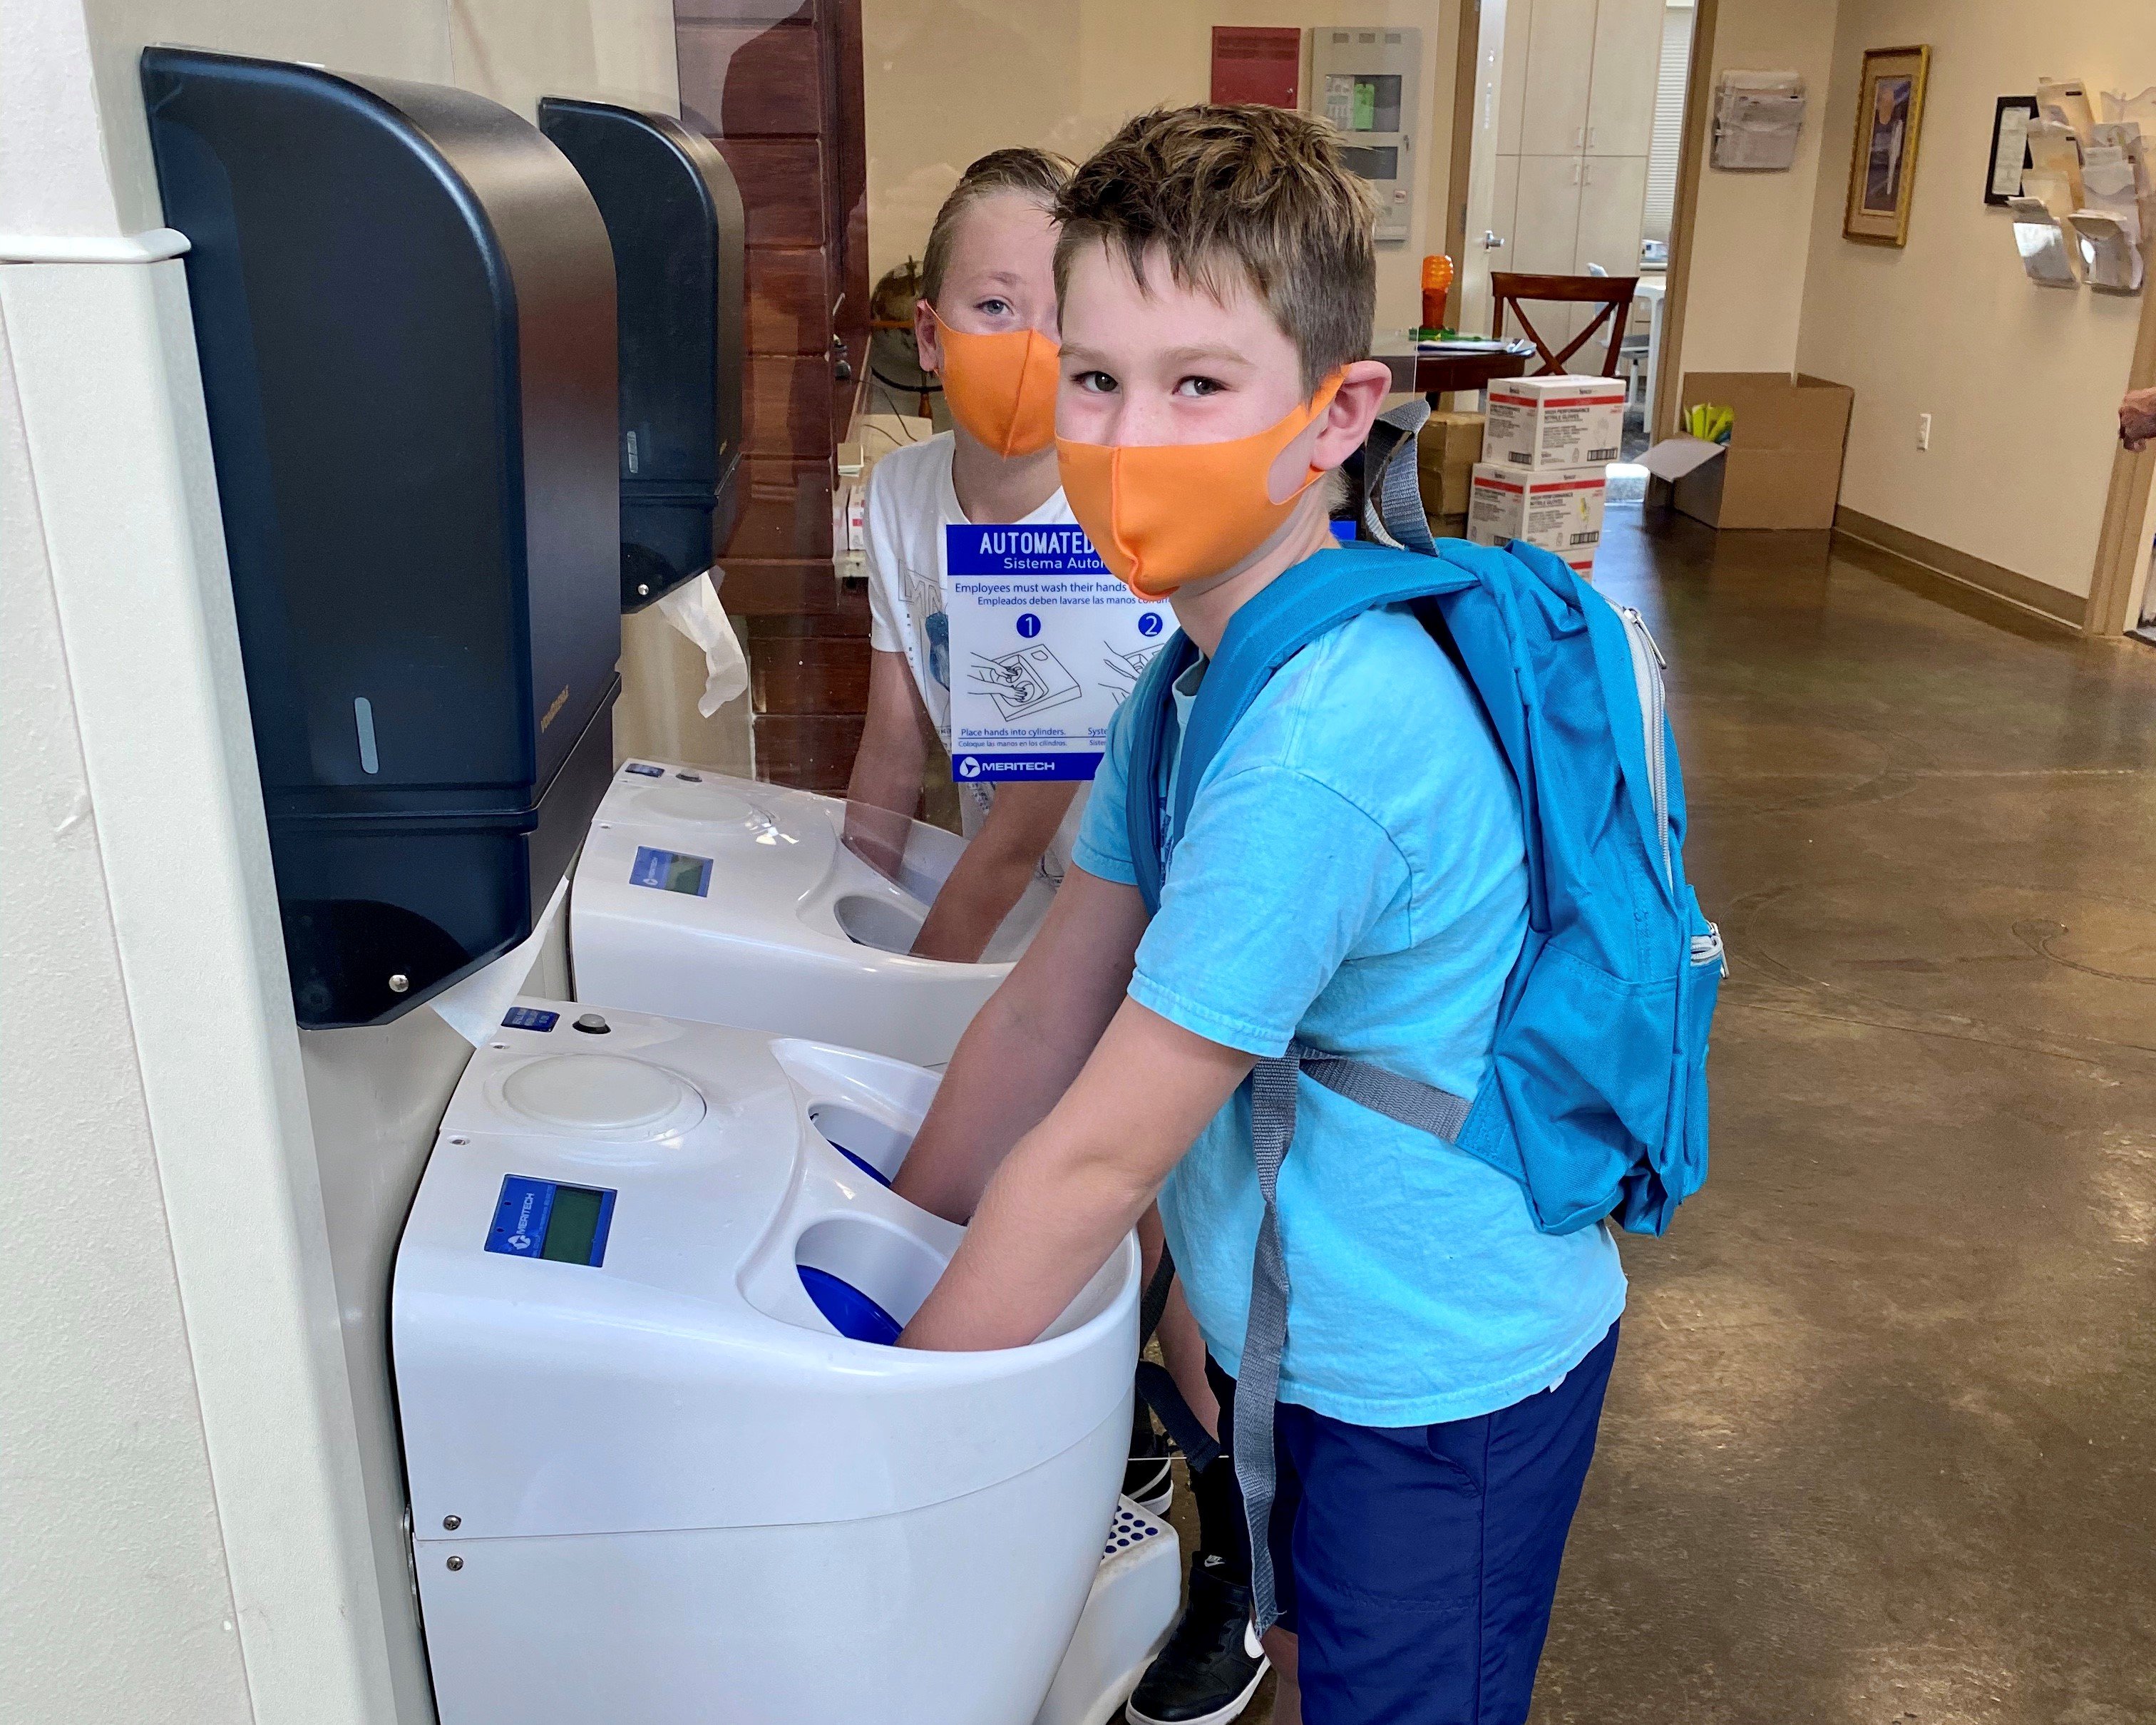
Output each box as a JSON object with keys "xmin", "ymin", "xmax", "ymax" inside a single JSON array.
[{"xmin": 1208, "ymin": 1322, "xmax": 1617, "ymax": 1725}]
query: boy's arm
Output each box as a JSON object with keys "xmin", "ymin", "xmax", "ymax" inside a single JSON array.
[
  {"xmin": 908, "ymin": 781, "xmax": 1080, "ymax": 962},
  {"xmin": 900, "ymin": 999, "xmax": 1253, "ymax": 1352},
  {"xmin": 842, "ymin": 648, "xmax": 931, "ymax": 880},
  {"xmin": 890, "ymin": 866, "xmax": 1149, "ymax": 1223}
]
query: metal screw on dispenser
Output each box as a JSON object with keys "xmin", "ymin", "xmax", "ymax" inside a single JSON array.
[
  {"xmin": 446, "ymin": 1555, "xmax": 463, "ymax": 1571},
  {"xmin": 443, "ymin": 1514, "xmax": 461, "ymax": 1530},
  {"xmin": 389, "ymin": 973, "xmax": 411, "ymax": 994},
  {"xmin": 637, "ymin": 583, "xmax": 650, "ymax": 596}
]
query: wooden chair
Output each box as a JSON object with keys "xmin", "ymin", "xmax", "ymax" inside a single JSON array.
[{"xmin": 1491, "ymin": 272, "xmax": 1640, "ymax": 377}]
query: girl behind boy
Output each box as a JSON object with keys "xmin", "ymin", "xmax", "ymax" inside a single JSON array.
[{"xmin": 842, "ymin": 149, "xmax": 1085, "ymax": 964}]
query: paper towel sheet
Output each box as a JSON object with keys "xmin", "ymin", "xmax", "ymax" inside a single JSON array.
[
  {"xmin": 428, "ymin": 874, "xmax": 570, "ymax": 1046},
  {"xmin": 657, "ymin": 568, "xmax": 749, "ymax": 717}
]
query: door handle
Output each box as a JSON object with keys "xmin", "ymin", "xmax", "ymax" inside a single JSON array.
[{"xmin": 1482, "ymin": 230, "xmax": 1506, "ymax": 249}]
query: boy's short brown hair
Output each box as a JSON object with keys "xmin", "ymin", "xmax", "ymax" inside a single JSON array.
[
  {"xmin": 1054, "ymin": 105, "xmax": 1377, "ymax": 394},
  {"xmin": 920, "ymin": 147, "xmax": 1077, "ymax": 304}
]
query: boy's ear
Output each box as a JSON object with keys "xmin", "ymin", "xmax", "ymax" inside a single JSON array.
[
  {"xmin": 914, "ymin": 297, "xmax": 945, "ymax": 377},
  {"xmin": 1310, "ymin": 361, "xmax": 1397, "ymax": 473}
]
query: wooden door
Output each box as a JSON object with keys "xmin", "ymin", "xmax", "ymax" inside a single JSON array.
[{"xmin": 677, "ymin": 0, "xmax": 871, "ymax": 791}]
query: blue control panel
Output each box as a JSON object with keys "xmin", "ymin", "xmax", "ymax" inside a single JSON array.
[
  {"xmin": 500, "ymin": 1005, "xmax": 560, "ymax": 1032},
  {"xmin": 486, "ymin": 1174, "xmax": 616, "ymax": 1266}
]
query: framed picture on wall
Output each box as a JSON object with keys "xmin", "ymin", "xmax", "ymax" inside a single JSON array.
[
  {"xmin": 1843, "ymin": 45, "xmax": 1932, "ymax": 245},
  {"xmin": 1985, "ymin": 96, "xmax": 2039, "ymax": 206}
]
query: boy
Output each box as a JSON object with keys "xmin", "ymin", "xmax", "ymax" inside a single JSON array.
[
  {"xmin": 893, "ymin": 107, "xmax": 1626, "ymax": 1725},
  {"xmin": 843, "ymin": 148, "xmax": 1085, "ymax": 963}
]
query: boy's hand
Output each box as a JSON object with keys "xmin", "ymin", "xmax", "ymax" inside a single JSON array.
[{"xmin": 899, "ymin": 1000, "xmax": 1255, "ymax": 1353}]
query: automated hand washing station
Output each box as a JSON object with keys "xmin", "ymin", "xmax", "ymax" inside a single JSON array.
[
  {"xmin": 570, "ymin": 764, "xmax": 1052, "ymax": 1067},
  {"xmin": 145, "ymin": 48, "xmax": 1171, "ymax": 1724}
]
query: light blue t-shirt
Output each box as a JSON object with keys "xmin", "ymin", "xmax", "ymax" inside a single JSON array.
[{"xmin": 1076, "ymin": 587, "xmax": 1626, "ymax": 1428}]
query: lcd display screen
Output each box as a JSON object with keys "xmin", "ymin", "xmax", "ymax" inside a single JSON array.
[
  {"xmin": 540, "ymin": 1184, "xmax": 607, "ymax": 1264},
  {"xmin": 1340, "ymin": 145, "xmax": 1401, "ymax": 181},
  {"xmin": 630, "ymin": 844, "xmax": 714, "ymax": 896}
]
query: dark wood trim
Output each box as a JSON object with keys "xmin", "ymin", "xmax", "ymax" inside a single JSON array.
[
  {"xmin": 746, "ymin": 247, "xmax": 833, "ymax": 354},
  {"xmin": 708, "ymin": 138, "xmax": 826, "ymax": 247},
  {"xmin": 1832, "ymin": 506, "xmax": 2085, "ymax": 630}
]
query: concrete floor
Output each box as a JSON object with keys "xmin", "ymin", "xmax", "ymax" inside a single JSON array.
[{"xmin": 1213, "ymin": 509, "xmax": 2156, "ymax": 1725}]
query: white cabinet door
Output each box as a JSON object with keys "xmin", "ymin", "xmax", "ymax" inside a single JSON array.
[
  {"xmin": 1518, "ymin": 0, "xmax": 1596, "ymax": 154},
  {"xmin": 1497, "ymin": 0, "xmax": 1532, "ymax": 155},
  {"xmin": 1574, "ymin": 153, "xmax": 1648, "ymax": 276},
  {"xmin": 1506, "ymin": 153, "xmax": 1586, "ymax": 354},
  {"xmin": 1585, "ymin": 0, "xmax": 1665, "ymax": 157},
  {"xmin": 1511, "ymin": 154, "xmax": 1585, "ymax": 275}
]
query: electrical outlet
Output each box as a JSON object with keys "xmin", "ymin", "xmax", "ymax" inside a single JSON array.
[{"xmin": 1917, "ymin": 413, "xmax": 1932, "ymax": 451}]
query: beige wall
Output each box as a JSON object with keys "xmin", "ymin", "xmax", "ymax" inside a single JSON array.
[
  {"xmin": 4, "ymin": 3, "xmax": 681, "ymax": 1720},
  {"xmin": 862, "ymin": 0, "xmax": 1466, "ymax": 334},
  {"xmin": 1673, "ymin": 0, "xmax": 1842, "ymax": 374},
  {"xmin": 1790, "ymin": 0, "xmax": 2155, "ymax": 600}
]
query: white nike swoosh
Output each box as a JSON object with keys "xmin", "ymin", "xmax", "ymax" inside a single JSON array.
[{"xmin": 1243, "ymin": 1619, "xmax": 1265, "ymax": 1661}]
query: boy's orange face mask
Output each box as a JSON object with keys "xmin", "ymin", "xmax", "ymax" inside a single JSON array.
[
  {"xmin": 1056, "ymin": 374, "xmax": 1345, "ymax": 599},
  {"xmin": 930, "ymin": 309, "xmax": 1061, "ymax": 458}
]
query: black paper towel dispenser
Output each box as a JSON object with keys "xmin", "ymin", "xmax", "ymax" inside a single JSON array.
[
  {"xmin": 538, "ymin": 97, "xmax": 746, "ymax": 611},
  {"xmin": 142, "ymin": 48, "xmax": 622, "ymax": 1030}
]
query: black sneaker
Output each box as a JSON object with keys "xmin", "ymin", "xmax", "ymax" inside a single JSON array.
[
  {"xmin": 1124, "ymin": 1559, "xmax": 1268, "ymax": 1725},
  {"xmin": 1124, "ymin": 1403, "xmax": 1174, "ymax": 1515}
]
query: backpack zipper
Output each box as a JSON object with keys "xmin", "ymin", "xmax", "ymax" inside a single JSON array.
[
  {"xmin": 1690, "ymin": 921, "xmax": 1728, "ymax": 977},
  {"xmin": 1619, "ymin": 605, "xmax": 1672, "ymax": 889}
]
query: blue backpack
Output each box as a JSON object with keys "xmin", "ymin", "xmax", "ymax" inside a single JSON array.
[{"xmin": 1124, "ymin": 403, "xmax": 1723, "ymax": 1629}]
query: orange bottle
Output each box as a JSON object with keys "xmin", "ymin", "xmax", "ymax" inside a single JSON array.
[{"xmin": 1420, "ymin": 254, "xmax": 1454, "ymax": 332}]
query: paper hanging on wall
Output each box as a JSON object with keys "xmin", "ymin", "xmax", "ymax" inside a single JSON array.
[
  {"xmin": 2102, "ymin": 88, "xmax": 2156, "ymax": 133},
  {"xmin": 2016, "ymin": 168, "xmax": 2076, "ymax": 225},
  {"xmin": 1990, "ymin": 104, "xmax": 2033, "ymax": 201},
  {"xmin": 428, "ymin": 874, "xmax": 570, "ymax": 1046},
  {"xmin": 2036, "ymin": 77, "xmax": 2095, "ymax": 143},
  {"xmin": 1711, "ymin": 71, "xmax": 1806, "ymax": 171},
  {"xmin": 2068, "ymin": 213, "xmax": 2144, "ymax": 292},
  {"xmin": 2008, "ymin": 196, "xmax": 2078, "ymax": 286},
  {"xmin": 2026, "ymin": 120, "xmax": 2085, "ymax": 209}
]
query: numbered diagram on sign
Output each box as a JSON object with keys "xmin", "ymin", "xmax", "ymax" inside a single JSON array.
[
  {"xmin": 1100, "ymin": 643, "xmax": 1163, "ymax": 707},
  {"xmin": 969, "ymin": 645, "xmax": 1084, "ymax": 721}
]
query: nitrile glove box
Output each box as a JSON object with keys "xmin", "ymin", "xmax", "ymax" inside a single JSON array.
[
  {"xmin": 1467, "ymin": 461, "xmax": 1606, "ymax": 576},
  {"xmin": 1482, "ymin": 376, "xmax": 1626, "ymax": 470}
]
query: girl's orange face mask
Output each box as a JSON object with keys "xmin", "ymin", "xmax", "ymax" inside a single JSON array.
[
  {"xmin": 1056, "ymin": 374, "xmax": 1345, "ymax": 599},
  {"xmin": 930, "ymin": 309, "xmax": 1061, "ymax": 459}
]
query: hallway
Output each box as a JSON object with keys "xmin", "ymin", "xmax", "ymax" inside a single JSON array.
[{"xmin": 1229, "ymin": 509, "xmax": 2156, "ymax": 1725}]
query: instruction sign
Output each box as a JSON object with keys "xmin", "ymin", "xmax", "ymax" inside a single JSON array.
[{"xmin": 944, "ymin": 523, "xmax": 1171, "ymax": 781}]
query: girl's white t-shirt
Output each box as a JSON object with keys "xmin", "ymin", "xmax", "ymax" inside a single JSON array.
[{"xmin": 863, "ymin": 431, "xmax": 1087, "ymax": 882}]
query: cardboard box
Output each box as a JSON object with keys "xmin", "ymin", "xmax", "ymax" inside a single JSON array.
[
  {"xmin": 1482, "ymin": 376, "xmax": 1627, "ymax": 470},
  {"xmin": 1644, "ymin": 372, "xmax": 1853, "ymax": 530},
  {"xmin": 1416, "ymin": 409, "xmax": 1486, "ymax": 520},
  {"xmin": 1467, "ymin": 461, "xmax": 1605, "ymax": 575}
]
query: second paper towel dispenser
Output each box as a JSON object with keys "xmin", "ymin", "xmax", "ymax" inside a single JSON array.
[{"xmin": 538, "ymin": 97, "xmax": 747, "ymax": 612}]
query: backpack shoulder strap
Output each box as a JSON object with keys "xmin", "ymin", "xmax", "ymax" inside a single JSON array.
[
  {"xmin": 1169, "ymin": 545, "xmax": 1475, "ymax": 846},
  {"xmin": 1122, "ymin": 630, "xmax": 1200, "ymax": 916}
]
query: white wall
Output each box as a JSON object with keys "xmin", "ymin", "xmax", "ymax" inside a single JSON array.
[
  {"xmin": 1791, "ymin": 0, "xmax": 2155, "ymax": 598},
  {"xmin": 1670, "ymin": 0, "xmax": 1841, "ymax": 376},
  {"xmin": 861, "ymin": 0, "xmax": 1465, "ymax": 334},
  {"xmin": 2, "ymin": 3, "xmax": 678, "ymax": 1720}
]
